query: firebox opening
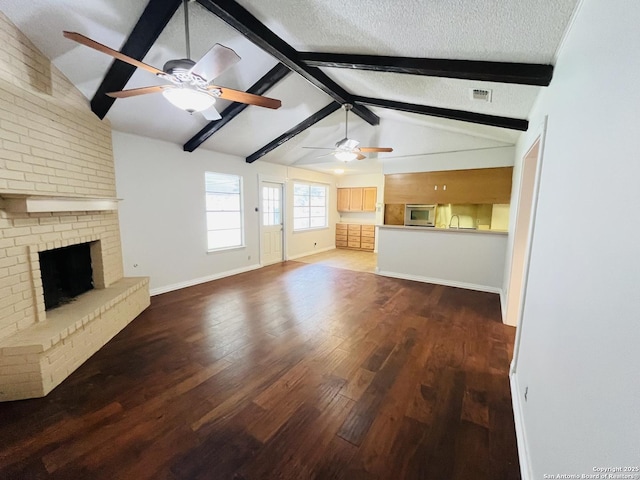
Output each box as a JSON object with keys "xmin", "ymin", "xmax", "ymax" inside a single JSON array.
[{"xmin": 39, "ymin": 243, "xmax": 94, "ymax": 310}]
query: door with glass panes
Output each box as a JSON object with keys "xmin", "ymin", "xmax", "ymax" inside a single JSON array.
[{"xmin": 260, "ymin": 181, "xmax": 284, "ymax": 265}]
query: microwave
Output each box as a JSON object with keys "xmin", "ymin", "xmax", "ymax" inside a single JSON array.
[{"xmin": 405, "ymin": 204, "xmax": 437, "ymax": 227}]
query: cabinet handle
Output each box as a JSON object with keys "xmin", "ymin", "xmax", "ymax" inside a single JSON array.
[
  {"xmin": 434, "ymin": 185, "xmax": 437, "ymax": 190},
  {"xmin": 443, "ymin": 184, "xmax": 447, "ymax": 191}
]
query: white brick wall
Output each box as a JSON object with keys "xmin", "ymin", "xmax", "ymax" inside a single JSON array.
[
  {"xmin": 0, "ymin": 12, "xmax": 149, "ymax": 400},
  {"xmin": 0, "ymin": 12, "xmax": 125, "ymax": 339},
  {"xmin": 0, "ymin": 13, "xmax": 115, "ymax": 198}
]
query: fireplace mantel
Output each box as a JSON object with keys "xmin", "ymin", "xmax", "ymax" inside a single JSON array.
[{"xmin": 0, "ymin": 193, "xmax": 120, "ymax": 213}]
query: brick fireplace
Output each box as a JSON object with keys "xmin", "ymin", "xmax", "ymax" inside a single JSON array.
[{"xmin": 0, "ymin": 13, "xmax": 149, "ymax": 401}]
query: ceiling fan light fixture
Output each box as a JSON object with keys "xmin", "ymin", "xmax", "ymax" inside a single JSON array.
[
  {"xmin": 162, "ymin": 87, "xmax": 216, "ymax": 113},
  {"xmin": 335, "ymin": 151, "xmax": 358, "ymax": 162}
]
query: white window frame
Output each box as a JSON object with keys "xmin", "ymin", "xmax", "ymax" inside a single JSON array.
[
  {"xmin": 292, "ymin": 181, "xmax": 329, "ymax": 231},
  {"xmin": 205, "ymin": 172, "xmax": 244, "ymax": 252}
]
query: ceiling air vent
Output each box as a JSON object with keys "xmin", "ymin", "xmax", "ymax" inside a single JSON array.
[{"xmin": 470, "ymin": 88, "xmax": 492, "ymax": 102}]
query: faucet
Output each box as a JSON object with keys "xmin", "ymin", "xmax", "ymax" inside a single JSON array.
[{"xmin": 449, "ymin": 215, "xmax": 460, "ymax": 229}]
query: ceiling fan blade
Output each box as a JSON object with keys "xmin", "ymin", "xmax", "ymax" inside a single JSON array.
[
  {"xmin": 191, "ymin": 44, "xmax": 241, "ymax": 82},
  {"xmin": 202, "ymin": 107, "xmax": 222, "ymax": 121},
  {"xmin": 356, "ymin": 154, "xmax": 367, "ymax": 160},
  {"xmin": 359, "ymin": 147, "xmax": 394, "ymax": 153},
  {"xmin": 208, "ymin": 85, "xmax": 281, "ymax": 109},
  {"xmin": 106, "ymin": 85, "xmax": 170, "ymax": 98},
  {"xmin": 63, "ymin": 31, "xmax": 164, "ymax": 76},
  {"xmin": 318, "ymin": 151, "xmax": 339, "ymax": 158}
]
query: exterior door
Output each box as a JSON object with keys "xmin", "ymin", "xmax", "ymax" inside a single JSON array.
[{"xmin": 260, "ymin": 181, "xmax": 284, "ymax": 266}]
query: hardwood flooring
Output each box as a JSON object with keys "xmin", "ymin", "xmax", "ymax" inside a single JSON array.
[{"xmin": 0, "ymin": 261, "xmax": 520, "ymax": 479}]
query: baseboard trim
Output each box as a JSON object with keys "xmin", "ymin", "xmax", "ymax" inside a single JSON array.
[
  {"xmin": 500, "ymin": 290, "xmax": 507, "ymax": 323},
  {"xmin": 375, "ymin": 270, "xmax": 501, "ymax": 294},
  {"xmin": 287, "ymin": 246, "xmax": 335, "ymax": 261},
  {"xmin": 510, "ymin": 373, "xmax": 532, "ymax": 480},
  {"xmin": 149, "ymin": 264, "xmax": 262, "ymax": 296}
]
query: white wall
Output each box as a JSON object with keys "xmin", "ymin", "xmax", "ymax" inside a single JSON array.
[
  {"xmin": 377, "ymin": 228, "xmax": 507, "ymax": 292},
  {"xmin": 112, "ymin": 132, "xmax": 336, "ymax": 294},
  {"xmin": 286, "ymin": 166, "xmax": 338, "ymax": 259},
  {"xmin": 509, "ymin": 0, "xmax": 640, "ymax": 477},
  {"xmin": 383, "ymin": 145, "xmax": 515, "ymax": 174}
]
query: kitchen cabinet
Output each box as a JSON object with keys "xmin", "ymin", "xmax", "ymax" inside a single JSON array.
[
  {"xmin": 336, "ymin": 223, "xmax": 348, "ymax": 247},
  {"xmin": 384, "ymin": 167, "xmax": 513, "ymax": 205},
  {"xmin": 337, "ymin": 189, "xmax": 351, "ymax": 212},
  {"xmin": 360, "ymin": 225, "xmax": 375, "ymax": 250},
  {"xmin": 362, "ymin": 187, "xmax": 377, "ymax": 212},
  {"xmin": 384, "ymin": 204, "xmax": 405, "ymax": 225},
  {"xmin": 347, "ymin": 224, "xmax": 361, "ymax": 248},
  {"xmin": 336, "ymin": 223, "xmax": 375, "ymax": 251},
  {"xmin": 349, "ymin": 188, "xmax": 363, "ymax": 211},
  {"xmin": 337, "ymin": 187, "xmax": 377, "ymax": 212}
]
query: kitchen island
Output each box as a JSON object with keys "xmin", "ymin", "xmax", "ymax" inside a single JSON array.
[{"xmin": 376, "ymin": 225, "xmax": 508, "ymax": 293}]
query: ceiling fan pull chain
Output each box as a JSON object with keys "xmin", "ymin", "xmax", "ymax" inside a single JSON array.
[{"xmin": 183, "ymin": 0, "xmax": 191, "ymax": 59}]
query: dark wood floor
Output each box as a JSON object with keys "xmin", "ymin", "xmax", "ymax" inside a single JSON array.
[{"xmin": 0, "ymin": 261, "xmax": 520, "ymax": 480}]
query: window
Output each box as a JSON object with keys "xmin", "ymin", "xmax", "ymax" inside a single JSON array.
[
  {"xmin": 293, "ymin": 183, "xmax": 327, "ymax": 230},
  {"xmin": 205, "ymin": 172, "xmax": 243, "ymax": 250},
  {"xmin": 262, "ymin": 185, "xmax": 281, "ymax": 226}
]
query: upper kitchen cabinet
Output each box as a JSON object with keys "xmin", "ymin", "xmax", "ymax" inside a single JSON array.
[
  {"xmin": 362, "ymin": 187, "xmax": 377, "ymax": 212},
  {"xmin": 384, "ymin": 167, "xmax": 513, "ymax": 205},
  {"xmin": 337, "ymin": 187, "xmax": 377, "ymax": 212},
  {"xmin": 337, "ymin": 188, "xmax": 351, "ymax": 211}
]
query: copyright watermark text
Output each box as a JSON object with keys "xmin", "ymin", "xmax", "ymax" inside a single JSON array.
[{"xmin": 542, "ymin": 467, "xmax": 640, "ymax": 479}]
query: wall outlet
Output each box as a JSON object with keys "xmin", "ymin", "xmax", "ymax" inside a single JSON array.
[{"xmin": 314, "ymin": 242, "xmax": 317, "ymax": 247}]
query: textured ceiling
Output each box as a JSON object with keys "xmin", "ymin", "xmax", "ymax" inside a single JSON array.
[
  {"xmin": 235, "ymin": 0, "xmax": 577, "ymax": 62},
  {"xmin": 0, "ymin": 0, "xmax": 579, "ymax": 174},
  {"xmin": 321, "ymin": 69, "xmax": 542, "ymax": 118}
]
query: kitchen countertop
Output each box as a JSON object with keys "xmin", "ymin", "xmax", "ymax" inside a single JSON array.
[{"xmin": 378, "ymin": 225, "xmax": 508, "ymax": 235}]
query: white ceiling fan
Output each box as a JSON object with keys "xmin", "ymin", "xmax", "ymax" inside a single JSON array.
[
  {"xmin": 63, "ymin": 0, "xmax": 281, "ymax": 120},
  {"xmin": 303, "ymin": 104, "xmax": 393, "ymax": 162}
]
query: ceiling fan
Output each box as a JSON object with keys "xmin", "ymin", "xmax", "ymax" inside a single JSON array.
[
  {"xmin": 63, "ymin": 0, "xmax": 281, "ymax": 120},
  {"xmin": 304, "ymin": 104, "xmax": 393, "ymax": 162}
]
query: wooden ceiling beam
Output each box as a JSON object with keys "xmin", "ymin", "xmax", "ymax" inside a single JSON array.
[
  {"xmin": 354, "ymin": 96, "xmax": 528, "ymax": 131},
  {"xmin": 246, "ymin": 102, "xmax": 341, "ymax": 163},
  {"xmin": 184, "ymin": 63, "xmax": 290, "ymax": 152},
  {"xmin": 195, "ymin": 0, "xmax": 379, "ymax": 126},
  {"xmin": 300, "ymin": 52, "xmax": 553, "ymax": 86},
  {"xmin": 90, "ymin": 0, "xmax": 182, "ymax": 119}
]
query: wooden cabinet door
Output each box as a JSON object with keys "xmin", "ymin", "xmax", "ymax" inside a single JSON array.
[
  {"xmin": 384, "ymin": 173, "xmax": 439, "ymax": 204},
  {"xmin": 384, "ymin": 167, "xmax": 512, "ymax": 205},
  {"xmin": 362, "ymin": 187, "xmax": 377, "ymax": 211},
  {"xmin": 349, "ymin": 188, "xmax": 363, "ymax": 211},
  {"xmin": 440, "ymin": 167, "xmax": 513, "ymax": 204},
  {"xmin": 384, "ymin": 204, "xmax": 405, "ymax": 225},
  {"xmin": 337, "ymin": 188, "xmax": 351, "ymax": 211}
]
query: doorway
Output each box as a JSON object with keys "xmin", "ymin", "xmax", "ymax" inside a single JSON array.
[
  {"xmin": 259, "ymin": 181, "xmax": 284, "ymax": 266},
  {"xmin": 505, "ymin": 134, "xmax": 543, "ymax": 328}
]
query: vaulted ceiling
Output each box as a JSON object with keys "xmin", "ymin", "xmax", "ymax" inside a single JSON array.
[{"xmin": 0, "ymin": 0, "xmax": 579, "ymax": 174}]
